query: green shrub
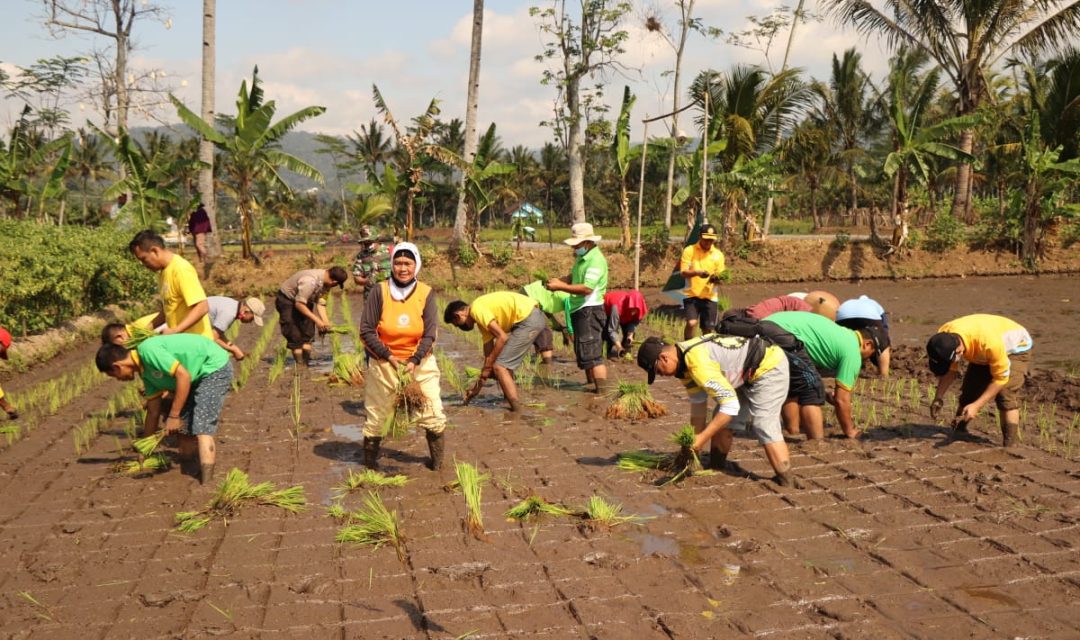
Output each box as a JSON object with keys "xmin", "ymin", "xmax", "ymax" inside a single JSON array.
[
  {"xmin": 489, "ymin": 242, "xmax": 513, "ymax": 267},
  {"xmin": 924, "ymin": 212, "xmax": 966, "ymax": 252},
  {"xmin": 641, "ymin": 226, "xmax": 673, "ymax": 266},
  {"xmin": 832, "ymin": 230, "xmax": 851, "ymax": 249},
  {"xmin": 0, "ymin": 221, "xmax": 156, "ymax": 334},
  {"xmin": 906, "ymin": 228, "xmax": 923, "ymax": 250},
  {"xmin": 453, "ymin": 243, "xmax": 479, "ymax": 267}
]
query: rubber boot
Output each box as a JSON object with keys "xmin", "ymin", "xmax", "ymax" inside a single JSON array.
[
  {"xmin": 362, "ymin": 436, "xmax": 382, "ymax": 469},
  {"xmin": 200, "ymin": 463, "xmax": 215, "ymax": 486},
  {"xmin": 708, "ymin": 451, "xmax": 728, "ymax": 471},
  {"xmin": 425, "ymin": 431, "xmax": 445, "ymax": 471},
  {"xmin": 1002, "ymin": 423, "xmax": 1019, "ymax": 448}
]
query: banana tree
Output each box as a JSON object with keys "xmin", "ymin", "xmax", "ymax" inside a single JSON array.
[
  {"xmin": 171, "ymin": 66, "xmax": 326, "ymax": 259},
  {"xmin": 94, "ymin": 124, "xmax": 201, "ymax": 229},
  {"xmin": 1014, "ymin": 112, "xmax": 1080, "ymax": 266},
  {"xmin": 612, "ymin": 85, "xmax": 641, "ymax": 250},
  {"xmin": 0, "ymin": 106, "xmax": 72, "ymax": 217}
]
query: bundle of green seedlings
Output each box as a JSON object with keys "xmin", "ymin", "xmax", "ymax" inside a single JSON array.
[
  {"xmin": 115, "ymin": 452, "xmax": 171, "ymax": 476},
  {"xmin": 616, "ymin": 425, "xmax": 705, "ymax": 482},
  {"xmin": 454, "ymin": 461, "xmax": 489, "ymax": 540},
  {"xmin": 580, "ymin": 495, "xmax": 650, "ymax": 529},
  {"xmin": 333, "ymin": 468, "xmax": 408, "ymax": 497},
  {"xmin": 174, "ymin": 468, "xmax": 306, "ymax": 533},
  {"xmin": 330, "ymin": 352, "xmax": 365, "ymax": 386},
  {"xmin": 436, "ymin": 348, "xmax": 468, "ymax": 398},
  {"xmin": 504, "ymin": 495, "xmax": 576, "ymax": 522},
  {"xmin": 324, "ymin": 325, "xmax": 352, "ymax": 335},
  {"xmin": 335, "ymin": 491, "xmax": 406, "ymax": 562},
  {"xmin": 382, "ymin": 369, "xmax": 427, "ymax": 438},
  {"xmin": 123, "ymin": 326, "xmax": 157, "ymax": 349},
  {"xmin": 131, "ymin": 430, "xmax": 167, "ymax": 457},
  {"xmin": 605, "ymin": 382, "xmax": 668, "ymax": 419}
]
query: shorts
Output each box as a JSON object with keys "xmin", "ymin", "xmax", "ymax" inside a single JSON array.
[
  {"xmin": 533, "ymin": 326, "xmax": 554, "ymax": 353},
  {"xmin": 571, "ymin": 305, "xmax": 606, "ymax": 370},
  {"xmin": 784, "ymin": 349, "xmax": 825, "ymax": 406},
  {"xmin": 179, "ymin": 361, "xmax": 233, "ymax": 436},
  {"xmin": 683, "ymin": 297, "xmax": 718, "ymax": 331},
  {"xmin": 958, "ymin": 351, "xmax": 1031, "ymax": 413},
  {"xmin": 729, "ymin": 355, "xmax": 789, "ymax": 445},
  {"xmin": 276, "ymin": 291, "xmax": 316, "ymax": 350},
  {"xmin": 495, "ymin": 308, "xmax": 548, "ymax": 371}
]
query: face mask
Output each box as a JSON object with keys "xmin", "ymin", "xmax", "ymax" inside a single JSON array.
[{"xmin": 574, "ymin": 246, "xmax": 589, "ymax": 257}]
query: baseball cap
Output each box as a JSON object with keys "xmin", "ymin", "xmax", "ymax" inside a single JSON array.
[
  {"xmin": 858, "ymin": 325, "xmax": 888, "ymax": 366},
  {"xmin": 244, "ymin": 297, "xmax": 266, "ymax": 326},
  {"xmin": 0, "ymin": 327, "xmax": 10, "ymax": 360},
  {"xmin": 699, "ymin": 224, "xmax": 718, "ymax": 240},
  {"xmin": 926, "ymin": 333, "xmax": 961, "ymax": 376},
  {"xmin": 636, "ymin": 337, "xmax": 667, "ymax": 384}
]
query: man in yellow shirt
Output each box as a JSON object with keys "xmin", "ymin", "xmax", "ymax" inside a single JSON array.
[
  {"xmin": 445, "ymin": 292, "xmax": 549, "ymax": 412},
  {"xmin": 128, "ymin": 230, "xmax": 213, "ymax": 339},
  {"xmin": 636, "ymin": 334, "xmax": 798, "ymax": 487},
  {"xmin": 679, "ymin": 223, "xmax": 726, "ymax": 339},
  {"xmin": 927, "ymin": 314, "xmax": 1033, "ymax": 447}
]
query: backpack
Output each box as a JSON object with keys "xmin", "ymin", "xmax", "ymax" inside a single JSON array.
[
  {"xmin": 677, "ymin": 333, "xmax": 768, "ymax": 384},
  {"xmin": 717, "ymin": 314, "xmax": 805, "ymax": 353}
]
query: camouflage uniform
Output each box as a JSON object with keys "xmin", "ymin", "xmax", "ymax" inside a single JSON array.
[{"xmin": 352, "ymin": 240, "xmax": 392, "ymax": 298}]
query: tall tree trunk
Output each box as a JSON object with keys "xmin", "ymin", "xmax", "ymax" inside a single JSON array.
[
  {"xmin": 619, "ymin": 179, "xmax": 630, "ymax": 249},
  {"xmin": 1021, "ymin": 177, "xmax": 1040, "ymax": 266},
  {"xmin": 567, "ymin": 74, "xmax": 586, "ymax": 224},
  {"xmin": 950, "ymin": 128, "xmax": 974, "ymax": 223},
  {"xmin": 454, "ymin": 0, "xmax": 484, "ymax": 246},
  {"xmin": 810, "ymin": 182, "xmax": 820, "ymax": 230},
  {"xmin": 200, "ymin": 0, "xmax": 221, "ymax": 258},
  {"xmin": 663, "ymin": 0, "xmax": 695, "ymax": 231},
  {"xmin": 847, "ymin": 164, "xmax": 858, "ymax": 222},
  {"xmin": 762, "ymin": 0, "xmax": 805, "ymax": 237}
]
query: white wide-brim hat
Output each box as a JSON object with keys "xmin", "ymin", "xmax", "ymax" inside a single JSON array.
[{"xmin": 563, "ymin": 222, "xmax": 602, "ymax": 246}]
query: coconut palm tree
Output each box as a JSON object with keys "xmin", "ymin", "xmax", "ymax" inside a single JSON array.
[
  {"xmin": 170, "ymin": 66, "xmax": 326, "ymax": 259},
  {"xmin": 348, "ymin": 119, "xmax": 393, "ymax": 184},
  {"xmin": 69, "ymin": 127, "xmax": 110, "ymax": 223},
  {"xmin": 820, "ymin": 0, "xmax": 1080, "ymax": 221},
  {"xmin": 94, "ymin": 123, "xmax": 196, "ymax": 228},
  {"xmin": 372, "ymin": 86, "xmax": 440, "ymax": 240}
]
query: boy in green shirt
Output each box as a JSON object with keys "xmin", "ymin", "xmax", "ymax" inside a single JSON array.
[{"xmin": 95, "ymin": 334, "xmax": 233, "ymax": 484}]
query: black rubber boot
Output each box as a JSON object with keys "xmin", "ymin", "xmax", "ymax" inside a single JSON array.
[
  {"xmin": 1002, "ymin": 423, "xmax": 1019, "ymax": 448},
  {"xmin": 708, "ymin": 451, "xmax": 728, "ymax": 471},
  {"xmin": 200, "ymin": 463, "xmax": 215, "ymax": 486},
  {"xmin": 362, "ymin": 436, "xmax": 382, "ymax": 469},
  {"xmin": 425, "ymin": 431, "xmax": 445, "ymax": 471}
]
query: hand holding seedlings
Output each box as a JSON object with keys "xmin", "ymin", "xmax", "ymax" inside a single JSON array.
[{"xmin": 463, "ymin": 378, "xmax": 483, "ymax": 405}]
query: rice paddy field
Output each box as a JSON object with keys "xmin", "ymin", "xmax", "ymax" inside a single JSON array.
[{"xmin": 0, "ymin": 274, "xmax": 1078, "ymax": 639}]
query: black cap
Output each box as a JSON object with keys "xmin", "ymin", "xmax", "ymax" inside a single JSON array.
[
  {"xmin": 637, "ymin": 337, "xmax": 667, "ymax": 384},
  {"xmin": 926, "ymin": 333, "xmax": 961, "ymax": 376},
  {"xmin": 699, "ymin": 224, "xmax": 718, "ymax": 240},
  {"xmin": 858, "ymin": 324, "xmax": 888, "ymax": 364}
]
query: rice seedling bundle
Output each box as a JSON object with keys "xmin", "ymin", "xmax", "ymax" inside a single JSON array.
[
  {"xmin": 325, "ymin": 325, "xmax": 352, "ymax": 335},
  {"xmin": 505, "ymin": 496, "xmax": 576, "ymax": 522},
  {"xmin": 123, "ymin": 326, "xmax": 157, "ymax": 350},
  {"xmin": 334, "ymin": 468, "xmax": 409, "ymax": 496},
  {"xmin": 336, "ymin": 492, "xmax": 406, "ymax": 562},
  {"xmin": 615, "ymin": 450, "xmax": 670, "ymax": 472},
  {"xmin": 268, "ymin": 342, "xmax": 288, "ymax": 383},
  {"xmin": 331, "ymin": 353, "xmax": 365, "ymax": 386},
  {"xmin": 115, "ymin": 453, "xmax": 171, "ymax": 476},
  {"xmin": 605, "ymin": 382, "xmax": 668, "ymax": 420},
  {"xmin": 174, "ymin": 468, "xmax": 307, "ymax": 533},
  {"xmin": 382, "ymin": 370, "xmax": 428, "ymax": 438},
  {"xmin": 454, "ymin": 462, "xmax": 489, "ymax": 540},
  {"xmin": 581, "ymin": 495, "xmax": 649, "ymax": 528},
  {"xmin": 131, "ymin": 430, "xmax": 167, "ymax": 457},
  {"xmin": 326, "ymin": 503, "xmax": 349, "ymax": 520},
  {"xmin": 436, "ymin": 349, "xmax": 467, "ymax": 397}
]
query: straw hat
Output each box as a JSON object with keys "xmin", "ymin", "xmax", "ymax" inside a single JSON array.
[{"xmin": 563, "ymin": 222, "xmax": 602, "ymax": 246}]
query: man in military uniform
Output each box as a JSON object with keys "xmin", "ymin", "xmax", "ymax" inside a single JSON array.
[{"xmin": 351, "ymin": 226, "xmax": 392, "ymax": 298}]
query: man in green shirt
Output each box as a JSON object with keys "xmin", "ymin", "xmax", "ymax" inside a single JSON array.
[
  {"xmin": 546, "ymin": 222, "xmax": 609, "ymax": 394},
  {"xmin": 95, "ymin": 334, "xmax": 233, "ymax": 484},
  {"xmin": 767, "ymin": 311, "xmax": 884, "ymax": 440}
]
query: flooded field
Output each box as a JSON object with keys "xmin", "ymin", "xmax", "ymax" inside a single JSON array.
[{"xmin": 1, "ymin": 275, "xmax": 1078, "ymax": 638}]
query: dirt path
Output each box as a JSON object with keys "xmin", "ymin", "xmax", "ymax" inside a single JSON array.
[{"xmin": 1, "ymin": 291, "xmax": 1079, "ymax": 638}]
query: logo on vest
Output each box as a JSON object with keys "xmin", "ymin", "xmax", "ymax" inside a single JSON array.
[{"xmin": 397, "ymin": 313, "xmax": 411, "ymax": 328}]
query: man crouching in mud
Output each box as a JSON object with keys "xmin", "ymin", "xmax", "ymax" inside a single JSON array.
[{"xmin": 636, "ymin": 335, "xmax": 800, "ymax": 488}]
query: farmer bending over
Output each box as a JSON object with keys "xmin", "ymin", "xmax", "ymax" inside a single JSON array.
[
  {"xmin": 636, "ymin": 335, "xmax": 799, "ymax": 487},
  {"xmin": 275, "ymin": 267, "xmax": 347, "ymax": 366},
  {"xmin": 444, "ymin": 292, "xmax": 549, "ymax": 411},
  {"xmin": 768, "ymin": 311, "xmax": 885, "ymax": 440},
  {"xmin": 358, "ymin": 243, "xmax": 446, "ymax": 470},
  {"xmin": 206, "ymin": 296, "xmax": 266, "ymax": 360},
  {"xmin": 95, "ymin": 334, "xmax": 233, "ymax": 484},
  {"xmin": 836, "ymin": 295, "xmax": 892, "ymax": 376},
  {"xmin": 603, "ymin": 289, "xmax": 648, "ymax": 358},
  {"xmin": 927, "ymin": 314, "xmax": 1033, "ymax": 447}
]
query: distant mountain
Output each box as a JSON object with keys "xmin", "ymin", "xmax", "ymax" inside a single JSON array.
[{"xmin": 131, "ymin": 125, "xmax": 354, "ymax": 196}]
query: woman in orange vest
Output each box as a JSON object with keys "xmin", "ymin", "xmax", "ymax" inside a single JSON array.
[{"xmin": 358, "ymin": 243, "xmax": 446, "ymax": 470}]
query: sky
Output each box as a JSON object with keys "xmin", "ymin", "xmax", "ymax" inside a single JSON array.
[{"xmin": 0, "ymin": 0, "xmax": 891, "ymax": 148}]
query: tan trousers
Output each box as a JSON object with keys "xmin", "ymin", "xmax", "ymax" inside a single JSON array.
[{"xmin": 363, "ymin": 355, "xmax": 446, "ymax": 438}]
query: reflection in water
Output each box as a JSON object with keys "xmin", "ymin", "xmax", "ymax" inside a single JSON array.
[{"xmin": 332, "ymin": 423, "xmax": 364, "ymax": 442}]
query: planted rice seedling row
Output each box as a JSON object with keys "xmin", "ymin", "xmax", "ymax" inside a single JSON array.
[
  {"xmin": 232, "ymin": 313, "xmax": 280, "ymax": 392},
  {"xmin": 2, "ymin": 360, "xmax": 107, "ymax": 450}
]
